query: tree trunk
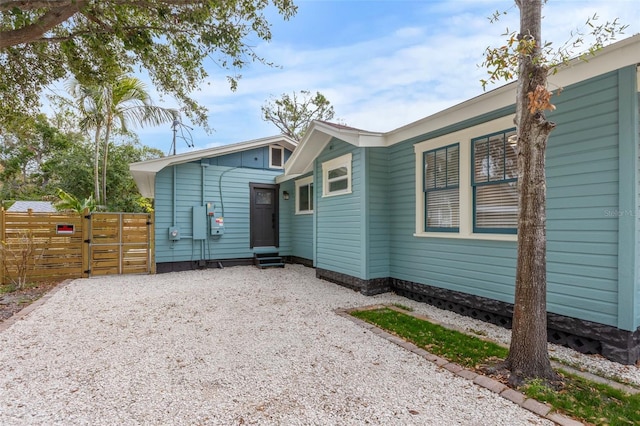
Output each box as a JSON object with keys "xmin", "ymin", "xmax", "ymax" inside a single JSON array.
[
  {"xmin": 505, "ymin": 0, "xmax": 557, "ymax": 384},
  {"xmin": 93, "ymin": 126, "xmax": 102, "ymax": 205},
  {"xmin": 101, "ymin": 119, "xmax": 112, "ymax": 209}
]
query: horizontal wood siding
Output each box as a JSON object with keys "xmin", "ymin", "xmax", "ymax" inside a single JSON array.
[
  {"xmin": 155, "ymin": 163, "xmax": 281, "ymax": 263},
  {"xmin": 384, "ymin": 71, "xmax": 623, "ymax": 326},
  {"xmin": 636, "ymin": 91, "xmax": 640, "ymax": 328},
  {"xmin": 388, "ymin": 137, "xmax": 518, "ymax": 301},
  {"xmin": 546, "ymin": 71, "xmax": 620, "ymax": 326},
  {"xmin": 367, "ymin": 147, "xmax": 390, "ymax": 278},
  {"xmin": 278, "ymin": 179, "xmax": 294, "ymax": 257},
  {"xmin": 315, "ymin": 140, "xmax": 363, "ymax": 278},
  {"xmin": 278, "ymin": 174, "xmax": 314, "ymax": 261}
]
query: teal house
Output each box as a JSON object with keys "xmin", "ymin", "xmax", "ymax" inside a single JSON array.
[
  {"xmin": 130, "ymin": 135, "xmax": 297, "ymax": 271},
  {"xmin": 276, "ymin": 35, "xmax": 640, "ymax": 364},
  {"xmin": 131, "ymin": 35, "xmax": 640, "ymax": 364}
]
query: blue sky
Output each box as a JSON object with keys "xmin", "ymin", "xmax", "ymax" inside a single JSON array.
[{"xmin": 137, "ymin": 0, "xmax": 640, "ymax": 154}]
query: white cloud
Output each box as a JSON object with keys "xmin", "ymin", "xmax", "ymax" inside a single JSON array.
[{"xmin": 138, "ymin": 0, "xmax": 640, "ymax": 152}]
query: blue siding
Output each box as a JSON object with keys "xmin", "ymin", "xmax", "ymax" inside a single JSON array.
[
  {"xmin": 367, "ymin": 148, "xmax": 390, "ymax": 278},
  {"xmin": 545, "ymin": 71, "xmax": 621, "ymax": 326},
  {"xmin": 155, "ymin": 163, "xmax": 281, "ymax": 263},
  {"xmin": 278, "ymin": 179, "xmax": 294, "ymax": 257},
  {"xmin": 388, "ymin": 136, "xmax": 519, "ymax": 302},
  {"xmin": 378, "ymin": 70, "xmax": 626, "ymax": 327},
  {"xmin": 315, "ymin": 139, "xmax": 363, "ymax": 278},
  {"xmin": 209, "ymin": 146, "xmax": 293, "ymax": 170},
  {"xmin": 637, "ymin": 92, "xmax": 640, "ymax": 328},
  {"xmin": 278, "ymin": 175, "xmax": 314, "ymax": 261}
]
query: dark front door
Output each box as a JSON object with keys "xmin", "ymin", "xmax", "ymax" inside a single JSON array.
[{"xmin": 249, "ymin": 183, "xmax": 279, "ymax": 248}]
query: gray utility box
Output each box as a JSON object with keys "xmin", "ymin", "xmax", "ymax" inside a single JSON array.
[{"xmin": 211, "ymin": 216, "xmax": 225, "ymax": 235}]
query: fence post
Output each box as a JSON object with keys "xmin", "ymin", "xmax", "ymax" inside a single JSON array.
[
  {"xmin": 0, "ymin": 208, "xmax": 5, "ymax": 285},
  {"xmin": 149, "ymin": 212, "xmax": 156, "ymax": 274},
  {"xmin": 81, "ymin": 208, "xmax": 90, "ymax": 278}
]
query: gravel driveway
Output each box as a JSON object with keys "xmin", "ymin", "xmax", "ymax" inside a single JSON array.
[{"xmin": 0, "ymin": 265, "xmax": 553, "ymax": 425}]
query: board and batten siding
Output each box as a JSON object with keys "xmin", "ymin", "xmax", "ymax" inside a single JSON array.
[
  {"xmin": 315, "ymin": 140, "xmax": 364, "ymax": 278},
  {"xmin": 382, "ymin": 69, "xmax": 633, "ymax": 328},
  {"xmin": 154, "ymin": 161, "xmax": 281, "ymax": 263}
]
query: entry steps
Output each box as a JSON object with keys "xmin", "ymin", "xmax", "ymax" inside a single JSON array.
[{"xmin": 253, "ymin": 247, "xmax": 285, "ymax": 269}]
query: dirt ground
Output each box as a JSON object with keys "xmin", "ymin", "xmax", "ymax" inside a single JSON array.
[{"xmin": 0, "ymin": 281, "xmax": 59, "ymax": 321}]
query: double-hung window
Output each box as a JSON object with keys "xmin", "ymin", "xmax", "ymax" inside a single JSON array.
[
  {"xmin": 295, "ymin": 176, "xmax": 314, "ymax": 214},
  {"xmin": 472, "ymin": 129, "xmax": 518, "ymax": 233},
  {"xmin": 423, "ymin": 143, "xmax": 459, "ymax": 231}
]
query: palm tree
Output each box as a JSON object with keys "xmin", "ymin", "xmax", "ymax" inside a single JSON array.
[{"xmin": 66, "ymin": 76, "xmax": 177, "ymax": 208}]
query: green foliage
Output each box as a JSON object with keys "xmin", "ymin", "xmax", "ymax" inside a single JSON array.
[
  {"xmin": 351, "ymin": 307, "xmax": 508, "ymax": 367},
  {"xmin": 55, "ymin": 188, "xmax": 97, "ymax": 213},
  {"xmin": 0, "ymin": 110, "xmax": 161, "ymax": 212},
  {"xmin": 262, "ymin": 90, "xmax": 336, "ymax": 141},
  {"xmin": 523, "ymin": 372, "xmax": 640, "ymax": 425},
  {"xmin": 0, "ymin": 1, "xmax": 297, "ymax": 131},
  {"xmin": 480, "ymin": 14, "xmax": 628, "ymax": 89},
  {"xmin": 0, "ymin": 113, "xmax": 75, "ymax": 200},
  {"xmin": 62, "ymin": 74, "xmax": 177, "ymax": 206}
]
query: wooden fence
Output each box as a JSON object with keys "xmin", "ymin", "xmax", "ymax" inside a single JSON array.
[{"xmin": 0, "ymin": 209, "xmax": 154, "ymax": 285}]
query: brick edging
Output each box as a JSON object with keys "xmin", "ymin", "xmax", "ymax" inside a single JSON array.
[
  {"xmin": 336, "ymin": 305, "xmax": 584, "ymax": 426},
  {"xmin": 0, "ymin": 279, "xmax": 75, "ymax": 333}
]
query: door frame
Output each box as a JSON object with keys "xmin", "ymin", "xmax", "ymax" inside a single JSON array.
[{"xmin": 249, "ymin": 183, "xmax": 279, "ymax": 248}]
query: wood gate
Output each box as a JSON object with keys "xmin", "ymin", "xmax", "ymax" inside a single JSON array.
[{"xmin": 86, "ymin": 213, "xmax": 154, "ymax": 276}]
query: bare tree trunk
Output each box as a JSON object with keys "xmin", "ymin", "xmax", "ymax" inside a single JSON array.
[
  {"xmin": 101, "ymin": 121, "xmax": 112, "ymax": 209},
  {"xmin": 505, "ymin": 0, "xmax": 557, "ymax": 384},
  {"xmin": 93, "ymin": 126, "xmax": 102, "ymax": 205}
]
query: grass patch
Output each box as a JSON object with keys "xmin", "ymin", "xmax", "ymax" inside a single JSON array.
[
  {"xmin": 523, "ymin": 371, "xmax": 640, "ymax": 425},
  {"xmin": 351, "ymin": 306, "xmax": 640, "ymax": 425},
  {"xmin": 0, "ymin": 283, "xmax": 17, "ymax": 294},
  {"xmin": 352, "ymin": 307, "xmax": 507, "ymax": 367}
]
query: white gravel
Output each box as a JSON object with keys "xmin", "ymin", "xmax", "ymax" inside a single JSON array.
[{"xmin": 0, "ymin": 264, "xmax": 635, "ymax": 425}]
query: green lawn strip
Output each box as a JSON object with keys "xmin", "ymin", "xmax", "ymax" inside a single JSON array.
[
  {"xmin": 351, "ymin": 307, "xmax": 640, "ymax": 425},
  {"xmin": 351, "ymin": 307, "xmax": 507, "ymax": 367},
  {"xmin": 523, "ymin": 371, "xmax": 640, "ymax": 425}
]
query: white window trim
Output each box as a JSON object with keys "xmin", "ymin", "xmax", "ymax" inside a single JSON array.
[
  {"xmin": 295, "ymin": 175, "xmax": 314, "ymax": 215},
  {"xmin": 322, "ymin": 153, "xmax": 352, "ymax": 197},
  {"xmin": 413, "ymin": 115, "xmax": 517, "ymax": 242},
  {"xmin": 269, "ymin": 145, "xmax": 284, "ymax": 169}
]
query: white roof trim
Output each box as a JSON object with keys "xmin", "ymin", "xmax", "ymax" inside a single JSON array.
[
  {"xmin": 130, "ymin": 135, "xmax": 297, "ymax": 198},
  {"xmin": 282, "ymin": 34, "xmax": 640, "ymax": 179},
  {"xmin": 284, "ymin": 121, "xmax": 384, "ymax": 176},
  {"xmin": 387, "ymin": 34, "xmax": 640, "ymax": 145}
]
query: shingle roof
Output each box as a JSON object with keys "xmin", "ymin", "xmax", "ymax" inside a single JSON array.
[{"xmin": 7, "ymin": 201, "xmax": 57, "ymax": 212}]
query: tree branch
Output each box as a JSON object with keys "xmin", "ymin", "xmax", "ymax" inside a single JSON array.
[
  {"xmin": 0, "ymin": 1, "xmax": 73, "ymax": 12},
  {"xmin": 0, "ymin": 2, "xmax": 85, "ymax": 48}
]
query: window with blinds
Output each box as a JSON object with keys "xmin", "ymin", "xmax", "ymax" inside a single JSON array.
[
  {"xmin": 424, "ymin": 143, "xmax": 459, "ymax": 231},
  {"xmin": 472, "ymin": 129, "xmax": 518, "ymax": 233}
]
